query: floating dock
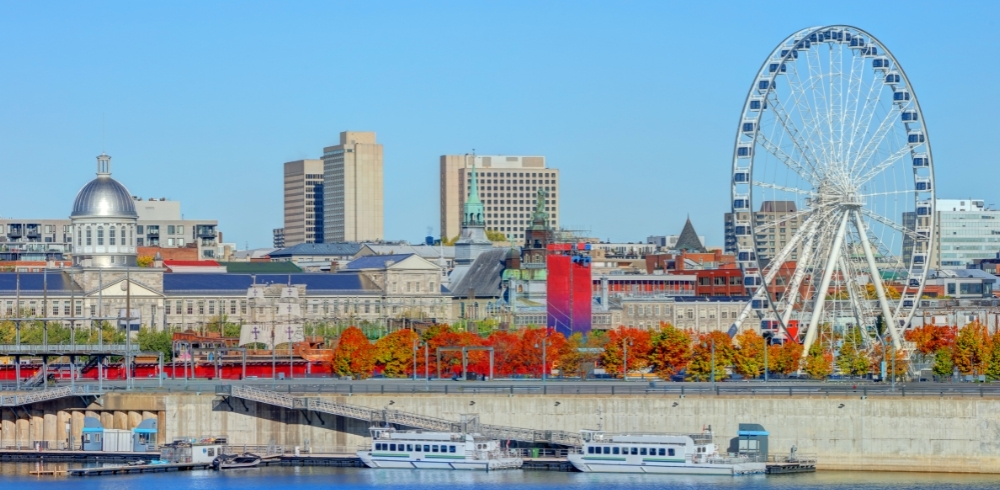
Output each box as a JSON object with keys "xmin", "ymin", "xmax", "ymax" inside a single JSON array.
[
  {"xmin": 69, "ymin": 462, "xmax": 211, "ymax": 476},
  {"xmin": 766, "ymin": 461, "xmax": 816, "ymax": 474}
]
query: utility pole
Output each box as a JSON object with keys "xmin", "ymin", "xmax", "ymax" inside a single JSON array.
[
  {"xmin": 423, "ymin": 341, "xmax": 429, "ymax": 391},
  {"xmin": 764, "ymin": 337, "xmax": 768, "ymax": 383},
  {"xmin": 711, "ymin": 337, "xmax": 716, "ymax": 392}
]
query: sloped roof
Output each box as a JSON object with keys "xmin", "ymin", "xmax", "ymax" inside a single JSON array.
[
  {"xmin": 0, "ymin": 272, "xmax": 83, "ymax": 293},
  {"xmin": 163, "ymin": 272, "xmax": 379, "ymax": 294},
  {"xmin": 675, "ymin": 218, "xmax": 706, "ymax": 253},
  {"xmin": 164, "ymin": 260, "xmax": 221, "ymax": 267},
  {"xmin": 221, "ymin": 262, "xmax": 302, "ymax": 273},
  {"xmin": 449, "ymin": 248, "xmax": 507, "ymax": 299},
  {"xmin": 269, "ymin": 242, "xmax": 363, "ymax": 258},
  {"xmin": 345, "ymin": 253, "xmax": 416, "ymax": 270},
  {"xmin": 359, "ymin": 244, "xmax": 455, "ymax": 259}
]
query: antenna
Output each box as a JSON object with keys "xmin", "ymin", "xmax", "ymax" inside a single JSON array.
[{"xmin": 102, "ymin": 113, "xmax": 106, "ymax": 153}]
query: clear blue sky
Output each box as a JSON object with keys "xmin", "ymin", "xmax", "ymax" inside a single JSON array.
[{"xmin": 0, "ymin": 1, "xmax": 996, "ymax": 249}]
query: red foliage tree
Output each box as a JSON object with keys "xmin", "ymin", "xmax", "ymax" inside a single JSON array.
[
  {"xmin": 331, "ymin": 326, "xmax": 375, "ymax": 379},
  {"xmin": 904, "ymin": 325, "xmax": 957, "ymax": 356},
  {"xmin": 648, "ymin": 323, "xmax": 691, "ymax": 379},
  {"xmin": 687, "ymin": 331, "xmax": 735, "ymax": 381}
]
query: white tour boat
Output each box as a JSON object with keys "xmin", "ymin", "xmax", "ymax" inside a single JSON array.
[
  {"xmin": 358, "ymin": 427, "xmax": 523, "ymax": 471},
  {"xmin": 567, "ymin": 428, "xmax": 766, "ymax": 475}
]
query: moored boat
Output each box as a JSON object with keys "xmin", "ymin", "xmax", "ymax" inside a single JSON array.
[
  {"xmin": 567, "ymin": 428, "xmax": 765, "ymax": 475},
  {"xmin": 357, "ymin": 427, "xmax": 522, "ymax": 471},
  {"xmin": 212, "ymin": 453, "xmax": 262, "ymax": 470}
]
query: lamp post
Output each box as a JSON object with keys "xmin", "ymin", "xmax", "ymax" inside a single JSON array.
[
  {"xmin": 763, "ymin": 337, "xmax": 769, "ymax": 383},
  {"xmin": 535, "ymin": 336, "xmax": 548, "ymax": 387},
  {"xmin": 711, "ymin": 337, "xmax": 716, "ymax": 392},
  {"xmin": 423, "ymin": 341, "xmax": 429, "ymax": 391},
  {"xmin": 623, "ymin": 338, "xmax": 632, "ymax": 381},
  {"xmin": 287, "ymin": 325, "xmax": 295, "ymax": 380}
]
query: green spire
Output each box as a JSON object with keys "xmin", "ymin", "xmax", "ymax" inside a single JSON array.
[{"xmin": 464, "ymin": 164, "xmax": 484, "ymax": 227}]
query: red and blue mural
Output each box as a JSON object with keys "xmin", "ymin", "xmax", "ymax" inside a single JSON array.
[{"xmin": 546, "ymin": 243, "xmax": 592, "ymax": 335}]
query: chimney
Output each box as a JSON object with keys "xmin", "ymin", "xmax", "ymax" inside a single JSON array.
[{"xmin": 153, "ymin": 252, "xmax": 164, "ymax": 268}]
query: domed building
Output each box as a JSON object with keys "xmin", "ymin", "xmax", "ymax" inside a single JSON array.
[{"xmin": 70, "ymin": 153, "xmax": 139, "ymax": 268}]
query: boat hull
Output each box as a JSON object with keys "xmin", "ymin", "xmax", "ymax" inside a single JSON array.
[
  {"xmin": 566, "ymin": 455, "xmax": 765, "ymax": 475},
  {"xmin": 358, "ymin": 452, "xmax": 522, "ymax": 471}
]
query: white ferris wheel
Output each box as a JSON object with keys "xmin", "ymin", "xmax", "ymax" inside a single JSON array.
[{"xmin": 730, "ymin": 26, "xmax": 935, "ymax": 357}]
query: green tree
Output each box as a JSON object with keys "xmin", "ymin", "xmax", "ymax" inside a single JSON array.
[
  {"xmin": 803, "ymin": 342, "xmax": 833, "ymax": 379},
  {"xmin": 932, "ymin": 348, "xmax": 954, "ymax": 379},
  {"xmin": 687, "ymin": 331, "xmax": 735, "ymax": 381},
  {"xmin": 138, "ymin": 327, "xmax": 174, "ymax": 362},
  {"xmin": 836, "ymin": 327, "xmax": 869, "ymax": 376}
]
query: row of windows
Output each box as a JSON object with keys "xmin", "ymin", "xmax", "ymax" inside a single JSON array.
[
  {"xmin": 587, "ymin": 446, "xmax": 676, "ymax": 457},
  {"xmin": 77, "ymin": 225, "xmax": 134, "ymax": 247},
  {"xmin": 374, "ymin": 443, "xmax": 456, "ymax": 453}
]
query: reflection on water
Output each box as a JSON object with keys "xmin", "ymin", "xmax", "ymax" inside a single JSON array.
[{"xmin": 2, "ymin": 464, "xmax": 1000, "ymax": 489}]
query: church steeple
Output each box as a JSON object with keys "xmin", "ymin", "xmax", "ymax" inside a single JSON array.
[{"xmin": 463, "ymin": 164, "xmax": 484, "ymax": 227}]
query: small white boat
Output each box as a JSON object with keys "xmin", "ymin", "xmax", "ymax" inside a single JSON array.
[
  {"xmin": 357, "ymin": 426, "xmax": 522, "ymax": 471},
  {"xmin": 567, "ymin": 429, "xmax": 765, "ymax": 475}
]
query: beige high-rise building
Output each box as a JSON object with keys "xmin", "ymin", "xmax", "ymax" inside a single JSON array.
[
  {"xmin": 440, "ymin": 155, "xmax": 559, "ymax": 242},
  {"xmin": 323, "ymin": 131, "xmax": 384, "ymax": 243},
  {"xmin": 724, "ymin": 201, "xmax": 803, "ymax": 262},
  {"xmin": 283, "ymin": 159, "xmax": 324, "ymax": 247}
]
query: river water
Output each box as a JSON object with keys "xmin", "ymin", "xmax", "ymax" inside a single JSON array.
[{"xmin": 2, "ymin": 465, "xmax": 1000, "ymax": 489}]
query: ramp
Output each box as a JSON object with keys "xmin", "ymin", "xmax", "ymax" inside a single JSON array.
[{"xmin": 219, "ymin": 385, "xmax": 581, "ymax": 447}]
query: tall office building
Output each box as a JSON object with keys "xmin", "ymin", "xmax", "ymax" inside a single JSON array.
[
  {"xmin": 440, "ymin": 155, "xmax": 559, "ymax": 242},
  {"xmin": 322, "ymin": 131, "xmax": 384, "ymax": 243},
  {"xmin": 904, "ymin": 199, "xmax": 1000, "ymax": 269},
  {"xmin": 283, "ymin": 159, "xmax": 324, "ymax": 247},
  {"xmin": 724, "ymin": 201, "xmax": 802, "ymax": 262}
]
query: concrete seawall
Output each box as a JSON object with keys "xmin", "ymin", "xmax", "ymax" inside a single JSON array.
[{"xmin": 8, "ymin": 392, "xmax": 1000, "ymax": 473}]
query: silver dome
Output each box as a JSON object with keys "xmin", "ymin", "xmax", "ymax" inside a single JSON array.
[{"xmin": 71, "ymin": 176, "xmax": 138, "ymax": 218}]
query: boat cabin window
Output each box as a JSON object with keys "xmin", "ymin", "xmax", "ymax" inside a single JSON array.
[
  {"xmin": 432, "ymin": 445, "xmax": 439, "ymax": 452},
  {"xmin": 640, "ymin": 448, "xmax": 647, "ymax": 456},
  {"xmin": 603, "ymin": 447, "xmax": 610, "ymax": 455},
  {"xmin": 669, "ymin": 448, "xmax": 675, "ymax": 456},
  {"xmin": 631, "ymin": 447, "xmax": 638, "ymax": 455},
  {"xmin": 613, "ymin": 447, "xmax": 620, "ymax": 455},
  {"xmin": 450, "ymin": 446, "xmax": 457, "ymax": 453},
  {"xmin": 588, "ymin": 447, "xmax": 594, "ymax": 454},
  {"xmin": 207, "ymin": 448, "xmax": 215, "ymax": 457},
  {"xmin": 423, "ymin": 445, "xmax": 430, "ymax": 452},
  {"xmin": 407, "ymin": 444, "xmax": 413, "ymax": 451}
]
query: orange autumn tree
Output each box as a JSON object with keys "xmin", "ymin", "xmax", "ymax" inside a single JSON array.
[
  {"xmin": 331, "ymin": 326, "xmax": 375, "ymax": 379},
  {"xmin": 600, "ymin": 326, "xmax": 653, "ymax": 378},
  {"xmin": 952, "ymin": 321, "xmax": 991, "ymax": 376},
  {"xmin": 733, "ymin": 329, "xmax": 766, "ymax": 379},
  {"xmin": 768, "ymin": 341, "xmax": 802, "ymax": 376},
  {"xmin": 802, "ymin": 342, "xmax": 833, "ymax": 379},
  {"xmin": 904, "ymin": 325, "xmax": 957, "ymax": 356},
  {"xmin": 868, "ymin": 343, "xmax": 909, "ymax": 380},
  {"xmin": 372, "ymin": 328, "xmax": 419, "ymax": 378},
  {"xmin": 648, "ymin": 323, "xmax": 691, "ymax": 379}
]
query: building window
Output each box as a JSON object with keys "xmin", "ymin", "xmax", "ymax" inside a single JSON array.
[
  {"xmin": 186, "ymin": 301, "xmax": 193, "ymax": 315},
  {"xmin": 77, "ymin": 228, "xmax": 82, "ymax": 246},
  {"xmin": 137, "ymin": 225, "xmax": 144, "ymax": 234},
  {"xmin": 109, "ymin": 227, "xmax": 116, "ymax": 245},
  {"xmin": 208, "ymin": 300, "xmax": 215, "ymax": 315},
  {"xmin": 76, "ymin": 302, "xmax": 82, "ymax": 316},
  {"xmin": 178, "ymin": 225, "xmax": 184, "ymax": 235},
  {"xmin": 198, "ymin": 301, "xmax": 205, "ymax": 315},
  {"xmin": 97, "ymin": 226, "xmax": 104, "ymax": 245},
  {"xmin": 168, "ymin": 225, "xmax": 175, "ymax": 235},
  {"xmin": 240, "ymin": 300, "xmax": 247, "ymax": 314},
  {"xmin": 63, "ymin": 303, "xmax": 70, "ymax": 316},
  {"xmin": 165, "ymin": 302, "xmax": 171, "ymax": 315},
  {"xmin": 231, "ymin": 300, "xmax": 237, "ymax": 314}
]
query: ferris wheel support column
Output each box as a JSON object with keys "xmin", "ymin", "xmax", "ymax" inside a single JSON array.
[
  {"xmin": 802, "ymin": 211, "xmax": 850, "ymax": 358},
  {"xmin": 854, "ymin": 209, "xmax": 902, "ymax": 350},
  {"xmin": 780, "ymin": 218, "xmax": 823, "ymax": 326}
]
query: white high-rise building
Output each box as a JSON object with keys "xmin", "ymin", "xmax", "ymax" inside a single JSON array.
[
  {"xmin": 322, "ymin": 131, "xmax": 384, "ymax": 243},
  {"xmin": 910, "ymin": 199, "xmax": 1000, "ymax": 269}
]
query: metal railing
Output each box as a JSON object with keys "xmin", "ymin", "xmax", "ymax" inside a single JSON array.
[
  {"xmin": 222, "ymin": 385, "xmax": 582, "ymax": 446},
  {"xmin": 0, "ymin": 385, "xmax": 103, "ymax": 407},
  {"xmin": 0, "ymin": 344, "xmax": 140, "ymax": 354}
]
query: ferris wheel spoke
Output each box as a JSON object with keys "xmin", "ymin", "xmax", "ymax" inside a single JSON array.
[
  {"xmin": 861, "ymin": 209, "xmax": 921, "ymax": 242},
  {"xmin": 751, "ymin": 208, "xmax": 814, "ymax": 232},
  {"xmin": 780, "ymin": 62, "xmax": 827, "ymax": 173},
  {"xmin": 755, "ymin": 130, "xmax": 818, "ymax": 184},
  {"xmin": 752, "ymin": 181, "xmax": 813, "ymax": 196},
  {"xmin": 855, "ymin": 143, "xmax": 912, "ymax": 186},
  {"xmin": 841, "ymin": 52, "xmax": 866, "ymax": 167},
  {"xmin": 851, "ymin": 109, "xmax": 905, "ymax": 179},
  {"xmin": 846, "ymin": 74, "xmax": 889, "ymax": 174}
]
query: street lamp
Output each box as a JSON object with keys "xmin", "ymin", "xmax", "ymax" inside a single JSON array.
[
  {"xmin": 622, "ymin": 338, "xmax": 632, "ymax": 381},
  {"xmin": 534, "ymin": 335, "xmax": 548, "ymax": 387},
  {"xmin": 412, "ymin": 337, "xmax": 418, "ymax": 382}
]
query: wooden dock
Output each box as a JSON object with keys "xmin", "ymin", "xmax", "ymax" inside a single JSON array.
[
  {"xmin": 29, "ymin": 469, "xmax": 68, "ymax": 476},
  {"xmin": 69, "ymin": 462, "xmax": 212, "ymax": 476}
]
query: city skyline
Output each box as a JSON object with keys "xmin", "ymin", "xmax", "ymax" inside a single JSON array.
[{"xmin": 0, "ymin": 3, "xmax": 997, "ymax": 248}]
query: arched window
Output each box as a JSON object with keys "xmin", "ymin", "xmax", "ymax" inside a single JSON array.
[
  {"xmin": 120, "ymin": 227, "xmax": 126, "ymax": 247},
  {"xmin": 77, "ymin": 228, "xmax": 82, "ymax": 246},
  {"xmin": 109, "ymin": 226, "xmax": 116, "ymax": 245},
  {"xmin": 128, "ymin": 226, "xmax": 132, "ymax": 246},
  {"xmin": 86, "ymin": 227, "xmax": 92, "ymax": 246},
  {"xmin": 97, "ymin": 226, "xmax": 104, "ymax": 246}
]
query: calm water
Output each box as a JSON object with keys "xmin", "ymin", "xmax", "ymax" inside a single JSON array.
[{"xmin": 2, "ymin": 465, "xmax": 1000, "ymax": 489}]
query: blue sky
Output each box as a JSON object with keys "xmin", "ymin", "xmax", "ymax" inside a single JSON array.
[{"xmin": 0, "ymin": 1, "xmax": 996, "ymax": 249}]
